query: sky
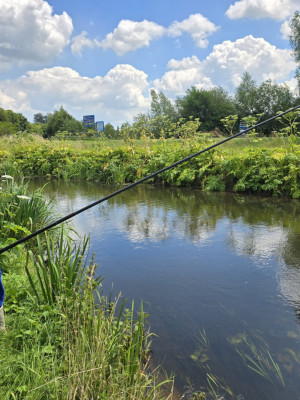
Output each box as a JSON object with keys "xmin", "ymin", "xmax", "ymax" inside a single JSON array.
[{"xmin": 0, "ymin": 0, "xmax": 299, "ymax": 127}]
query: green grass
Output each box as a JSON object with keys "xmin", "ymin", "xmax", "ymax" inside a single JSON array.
[{"xmin": 0, "ymin": 132, "xmax": 298, "ymax": 154}]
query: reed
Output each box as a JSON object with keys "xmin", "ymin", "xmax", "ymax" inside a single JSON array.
[
  {"xmin": 0, "ymin": 176, "xmax": 54, "ymax": 241},
  {"xmin": 230, "ymin": 334, "xmax": 285, "ymax": 386},
  {"xmin": 1, "ymin": 236, "xmax": 173, "ymax": 399}
]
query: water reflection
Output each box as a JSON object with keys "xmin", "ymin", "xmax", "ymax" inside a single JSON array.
[{"xmin": 30, "ymin": 180, "xmax": 300, "ymax": 400}]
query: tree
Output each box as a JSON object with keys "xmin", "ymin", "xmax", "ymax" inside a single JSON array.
[
  {"xmin": 104, "ymin": 123, "xmax": 118, "ymax": 138},
  {"xmin": 0, "ymin": 108, "xmax": 8, "ymax": 122},
  {"xmin": 44, "ymin": 107, "xmax": 82, "ymax": 138},
  {"xmin": 0, "ymin": 107, "xmax": 29, "ymax": 132},
  {"xmin": 255, "ymin": 80, "xmax": 295, "ymax": 117},
  {"xmin": 132, "ymin": 113, "xmax": 151, "ymax": 139},
  {"xmin": 235, "ymin": 72, "xmax": 258, "ymax": 117},
  {"xmin": 235, "ymin": 74, "xmax": 296, "ymax": 134},
  {"xmin": 176, "ymin": 87, "xmax": 236, "ymax": 131},
  {"xmin": 150, "ymin": 90, "xmax": 178, "ymax": 137},
  {"xmin": 150, "ymin": 90, "xmax": 177, "ymax": 121},
  {"xmin": 289, "ymin": 11, "xmax": 300, "ymax": 91},
  {"xmin": 34, "ymin": 113, "xmax": 48, "ymax": 124},
  {"xmin": 0, "ymin": 122, "xmax": 16, "ymax": 136}
]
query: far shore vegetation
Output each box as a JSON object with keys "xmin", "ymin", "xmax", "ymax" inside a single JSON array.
[{"xmin": 0, "ymin": 72, "xmax": 300, "ymax": 199}]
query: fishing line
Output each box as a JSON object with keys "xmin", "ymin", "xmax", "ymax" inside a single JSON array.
[{"xmin": 1, "ymin": 104, "xmax": 300, "ymax": 255}]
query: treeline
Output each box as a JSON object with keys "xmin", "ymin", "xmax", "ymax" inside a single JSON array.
[
  {"xmin": 0, "ymin": 106, "xmax": 82, "ymax": 138},
  {"xmin": 32, "ymin": 107, "xmax": 82, "ymax": 137},
  {"xmin": 0, "ymin": 107, "xmax": 30, "ymax": 136},
  {"xmin": 111, "ymin": 73, "xmax": 299, "ymax": 140},
  {"xmin": 0, "ymin": 73, "xmax": 299, "ymax": 139}
]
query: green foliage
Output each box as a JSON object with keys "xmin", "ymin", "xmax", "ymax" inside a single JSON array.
[
  {"xmin": 235, "ymin": 73, "xmax": 297, "ymax": 134},
  {"xmin": 0, "ymin": 135, "xmax": 299, "ymax": 197},
  {"xmin": 33, "ymin": 113, "xmax": 48, "ymax": 124},
  {"xmin": 44, "ymin": 107, "xmax": 82, "ymax": 138},
  {"xmin": 221, "ymin": 114, "xmax": 238, "ymax": 136},
  {"xmin": 173, "ymin": 118, "xmax": 201, "ymax": 143},
  {"xmin": 0, "ymin": 177, "xmax": 55, "ymax": 274},
  {"xmin": 0, "ymin": 107, "xmax": 30, "ymax": 133},
  {"xmin": 277, "ymin": 110, "xmax": 300, "ymax": 136},
  {"xmin": 235, "ymin": 72, "xmax": 257, "ymax": 117},
  {"xmin": 25, "ymin": 231, "xmax": 93, "ymax": 306},
  {"xmin": 176, "ymin": 86, "xmax": 236, "ymax": 131},
  {"xmin": 29, "ymin": 122, "xmax": 45, "ymax": 135},
  {"xmin": 150, "ymin": 89, "xmax": 178, "ymax": 122},
  {"xmin": 241, "ymin": 114, "xmax": 262, "ymax": 138},
  {"xmin": 0, "ymin": 121, "xmax": 16, "ymax": 136},
  {"xmin": 104, "ymin": 122, "xmax": 118, "ymax": 138},
  {"xmin": 256, "ymin": 81, "xmax": 295, "ymax": 119},
  {"xmin": 0, "ymin": 265, "xmax": 171, "ymax": 399},
  {"xmin": 0, "ymin": 176, "xmax": 54, "ymax": 243}
]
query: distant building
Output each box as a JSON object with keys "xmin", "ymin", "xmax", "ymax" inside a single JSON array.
[
  {"xmin": 239, "ymin": 122, "xmax": 248, "ymax": 132},
  {"xmin": 96, "ymin": 121, "xmax": 104, "ymax": 132},
  {"xmin": 83, "ymin": 116, "xmax": 105, "ymax": 136},
  {"xmin": 83, "ymin": 115, "xmax": 95, "ymax": 131}
]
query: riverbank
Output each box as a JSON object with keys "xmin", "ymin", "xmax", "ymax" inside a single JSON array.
[
  {"xmin": 0, "ymin": 178, "xmax": 174, "ymax": 399},
  {"xmin": 1, "ymin": 135, "xmax": 299, "ymax": 198}
]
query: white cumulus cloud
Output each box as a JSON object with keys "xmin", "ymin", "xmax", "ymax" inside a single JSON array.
[
  {"xmin": 100, "ymin": 19, "xmax": 165, "ymax": 55},
  {"xmin": 0, "ymin": 65, "xmax": 150, "ymax": 126},
  {"xmin": 71, "ymin": 31, "xmax": 101, "ymax": 57},
  {"xmin": 71, "ymin": 14, "xmax": 218, "ymax": 56},
  {"xmin": 0, "ymin": 0, "xmax": 73, "ymax": 70},
  {"xmin": 226, "ymin": 0, "xmax": 300, "ymax": 21},
  {"xmin": 154, "ymin": 56, "xmax": 213, "ymax": 96},
  {"xmin": 168, "ymin": 13, "xmax": 219, "ymax": 48},
  {"xmin": 0, "ymin": 36, "xmax": 296, "ymax": 126},
  {"xmin": 154, "ymin": 36, "xmax": 296, "ymax": 96},
  {"xmin": 204, "ymin": 35, "xmax": 295, "ymax": 87},
  {"xmin": 280, "ymin": 20, "xmax": 292, "ymax": 39}
]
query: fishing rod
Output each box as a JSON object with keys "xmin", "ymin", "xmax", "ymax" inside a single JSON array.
[{"xmin": 0, "ymin": 104, "xmax": 300, "ymax": 255}]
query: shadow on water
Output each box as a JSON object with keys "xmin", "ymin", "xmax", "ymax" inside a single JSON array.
[{"xmin": 31, "ymin": 180, "xmax": 300, "ymax": 400}]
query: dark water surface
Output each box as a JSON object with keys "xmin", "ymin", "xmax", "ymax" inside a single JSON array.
[{"xmin": 34, "ymin": 181, "xmax": 300, "ymax": 399}]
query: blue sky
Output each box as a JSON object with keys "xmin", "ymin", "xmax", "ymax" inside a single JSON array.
[{"xmin": 0, "ymin": 0, "xmax": 299, "ymax": 126}]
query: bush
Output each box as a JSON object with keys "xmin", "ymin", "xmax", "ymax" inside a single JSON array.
[{"xmin": 0, "ymin": 121, "xmax": 16, "ymax": 136}]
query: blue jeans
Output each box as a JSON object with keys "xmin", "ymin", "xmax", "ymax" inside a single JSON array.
[{"xmin": 0, "ymin": 268, "xmax": 4, "ymax": 308}]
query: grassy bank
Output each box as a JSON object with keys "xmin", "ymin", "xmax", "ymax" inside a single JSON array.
[
  {"xmin": 1, "ymin": 134, "xmax": 300, "ymax": 198},
  {"xmin": 0, "ymin": 178, "xmax": 174, "ymax": 399}
]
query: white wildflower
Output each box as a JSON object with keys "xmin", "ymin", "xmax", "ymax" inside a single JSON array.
[{"xmin": 16, "ymin": 195, "xmax": 31, "ymax": 200}]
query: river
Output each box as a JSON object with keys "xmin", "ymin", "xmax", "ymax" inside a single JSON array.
[{"xmin": 33, "ymin": 180, "xmax": 300, "ymax": 400}]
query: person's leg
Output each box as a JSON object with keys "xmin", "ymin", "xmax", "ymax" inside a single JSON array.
[
  {"xmin": 0, "ymin": 306, "xmax": 5, "ymax": 331},
  {"xmin": 0, "ymin": 267, "xmax": 4, "ymax": 331}
]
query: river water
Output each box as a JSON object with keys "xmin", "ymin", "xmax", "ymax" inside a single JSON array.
[{"xmin": 35, "ymin": 181, "xmax": 300, "ymax": 400}]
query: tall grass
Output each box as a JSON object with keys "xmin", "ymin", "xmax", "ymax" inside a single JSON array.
[
  {"xmin": 25, "ymin": 230, "xmax": 92, "ymax": 305},
  {"xmin": 0, "ymin": 176, "xmax": 55, "ymax": 273},
  {"xmin": 1, "ymin": 232, "xmax": 173, "ymax": 399},
  {"xmin": 0, "ymin": 176, "xmax": 54, "ymax": 240}
]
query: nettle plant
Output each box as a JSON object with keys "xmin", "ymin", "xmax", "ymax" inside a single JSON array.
[
  {"xmin": 276, "ymin": 110, "xmax": 300, "ymax": 150},
  {"xmin": 220, "ymin": 114, "xmax": 238, "ymax": 136},
  {"xmin": 277, "ymin": 110, "xmax": 300, "ymax": 136},
  {"xmin": 241, "ymin": 114, "xmax": 263, "ymax": 140}
]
